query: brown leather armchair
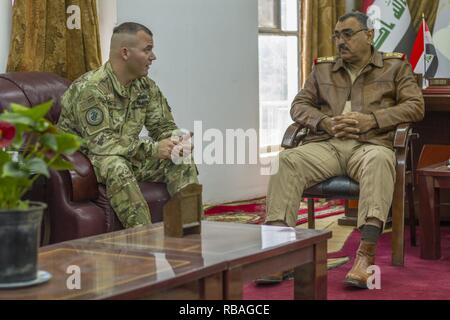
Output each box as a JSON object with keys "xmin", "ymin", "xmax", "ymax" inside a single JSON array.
[
  {"xmin": 281, "ymin": 122, "xmax": 417, "ymax": 266},
  {"xmin": 0, "ymin": 72, "xmax": 170, "ymax": 245}
]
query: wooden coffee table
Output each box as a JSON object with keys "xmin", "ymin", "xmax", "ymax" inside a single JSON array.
[
  {"xmin": 417, "ymin": 161, "xmax": 450, "ymax": 259},
  {"xmin": 0, "ymin": 221, "xmax": 331, "ymax": 300},
  {"xmin": 88, "ymin": 221, "xmax": 331, "ymax": 300},
  {"xmin": 0, "ymin": 229, "xmax": 225, "ymax": 300},
  {"xmin": 213, "ymin": 223, "xmax": 331, "ymax": 300}
]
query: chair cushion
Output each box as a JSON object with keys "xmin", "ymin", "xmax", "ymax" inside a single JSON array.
[{"xmin": 303, "ymin": 176, "xmax": 359, "ymax": 199}]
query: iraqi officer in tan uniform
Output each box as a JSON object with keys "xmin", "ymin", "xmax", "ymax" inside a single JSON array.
[{"xmin": 257, "ymin": 12, "xmax": 424, "ymax": 288}]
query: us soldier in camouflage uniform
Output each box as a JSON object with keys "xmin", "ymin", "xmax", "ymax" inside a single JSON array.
[{"xmin": 57, "ymin": 22, "xmax": 199, "ymax": 228}]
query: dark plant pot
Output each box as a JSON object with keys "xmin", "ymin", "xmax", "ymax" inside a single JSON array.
[{"xmin": 0, "ymin": 202, "xmax": 46, "ymax": 284}]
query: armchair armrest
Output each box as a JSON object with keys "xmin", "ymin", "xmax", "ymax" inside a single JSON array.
[
  {"xmin": 391, "ymin": 123, "xmax": 420, "ymax": 266},
  {"xmin": 281, "ymin": 123, "xmax": 309, "ymax": 149},
  {"xmin": 393, "ymin": 123, "xmax": 413, "ymax": 149},
  {"xmin": 47, "ymin": 168, "xmax": 107, "ymax": 243},
  {"xmin": 63, "ymin": 151, "xmax": 99, "ymax": 202}
]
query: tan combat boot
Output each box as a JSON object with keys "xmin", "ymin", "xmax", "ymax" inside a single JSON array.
[{"xmin": 344, "ymin": 241, "xmax": 376, "ymax": 289}]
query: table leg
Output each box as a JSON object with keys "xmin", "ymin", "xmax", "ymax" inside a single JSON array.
[
  {"xmin": 294, "ymin": 241, "xmax": 327, "ymax": 300},
  {"xmin": 223, "ymin": 267, "xmax": 243, "ymax": 300},
  {"xmin": 418, "ymin": 175, "xmax": 441, "ymax": 259},
  {"xmin": 199, "ymin": 273, "xmax": 223, "ymax": 300}
]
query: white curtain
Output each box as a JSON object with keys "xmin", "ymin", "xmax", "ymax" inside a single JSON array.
[
  {"xmin": 97, "ymin": 0, "xmax": 118, "ymax": 64},
  {"xmin": 0, "ymin": 0, "xmax": 12, "ymax": 72}
]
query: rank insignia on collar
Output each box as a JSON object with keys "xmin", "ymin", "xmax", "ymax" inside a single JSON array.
[{"xmin": 383, "ymin": 52, "xmax": 406, "ymax": 60}]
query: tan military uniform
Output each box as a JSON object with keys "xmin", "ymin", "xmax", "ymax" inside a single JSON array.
[
  {"xmin": 266, "ymin": 49, "xmax": 424, "ymax": 230},
  {"xmin": 58, "ymin": 62, "xmax": 199, "ymax": 228}
]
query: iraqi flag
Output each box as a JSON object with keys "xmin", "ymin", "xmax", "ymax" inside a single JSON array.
[
  {"xmin": 363, "ymin": 0, "xmax": 416, "ymax": 58},
  {"xmin": 411, "ymin": 18, "xmax": 439, "ymax": 78}
]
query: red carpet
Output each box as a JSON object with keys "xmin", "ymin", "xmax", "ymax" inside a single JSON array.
[
  {"xmin": 204, "ymin": 198, "xmax": 344, "ymax": 225},
  {"xmin": 244, "ymin": 227, "xmax": 450, "ymax": 300}
]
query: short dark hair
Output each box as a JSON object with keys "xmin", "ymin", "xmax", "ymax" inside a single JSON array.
[
  {"xmin": 113, "ymin": 22, "xmax": 153, "ymax": 37},
  {"xmin": 338, "ymin": 11, "xmax": 372, "ymax": 29}
]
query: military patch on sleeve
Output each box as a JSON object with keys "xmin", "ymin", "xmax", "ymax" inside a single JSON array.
[
  {"xmin": 383, "ymin": 52, "xmax": 406, "ymax": 60},
  {"xmin": 85, "ymin": 107, "xmax": 104, "ymax": 126}
]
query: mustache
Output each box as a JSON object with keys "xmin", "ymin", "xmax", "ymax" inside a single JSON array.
[{"xmin": 338, "ymin": 44, "xmax": 350, "ymax": 51}]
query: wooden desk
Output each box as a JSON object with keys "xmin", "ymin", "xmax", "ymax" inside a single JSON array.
[
  {"xmin": 86, "ymin": 221, "xmax": 331, "ymax": 300},
  {"xmin": 413, "ymin": 84, "xmax": 450, "ymax": 222},
  {"xmin": 0, "ymin": 221, "xmax": 331, "ymax": 300},
  {"xmin": 417, "ymin": 162, "xmax": 450, "ymax": 259}
]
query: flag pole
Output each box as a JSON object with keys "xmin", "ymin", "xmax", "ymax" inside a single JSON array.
[{"xmin": 422, "ymin": 13, "xmax": 427, "ymax": 88}]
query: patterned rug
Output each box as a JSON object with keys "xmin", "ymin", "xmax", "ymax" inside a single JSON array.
[{"xmin": 204, "ymin": 198, "xmax": 345, "ymax": 226}]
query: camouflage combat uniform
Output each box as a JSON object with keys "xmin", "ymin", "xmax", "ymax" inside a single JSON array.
[{"xmin": 57, "ymin": 62, "xmax": 199, "ymax": 228}]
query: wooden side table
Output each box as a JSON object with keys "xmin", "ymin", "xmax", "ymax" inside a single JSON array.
[{"xmin": 417, "ymin": 162, "xmax": 450, "ymax": 259}]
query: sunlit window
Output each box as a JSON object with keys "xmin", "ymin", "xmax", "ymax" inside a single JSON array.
[{"xmin": 258, "ymin": 0, "xmax": 299, "ymax": 153}]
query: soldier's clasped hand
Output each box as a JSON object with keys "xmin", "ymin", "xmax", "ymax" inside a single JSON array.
[{"xmin": 158, "ymin": 138, "xmax": 179, "ymax": 160}]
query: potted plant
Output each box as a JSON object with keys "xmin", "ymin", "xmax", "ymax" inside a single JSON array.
[{"xmin": 0, "ymin": 101, "xmax": 81, "ymax": 287}]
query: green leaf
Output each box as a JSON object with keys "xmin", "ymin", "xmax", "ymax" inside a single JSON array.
[
  {"xmin": 0, "ymin": 112, "xmax": 34, "ymax": 126},
  {"xmin": 0, "ymin": 176, "xmax": 32, "ymax": 209},
  {"xmin": 40, "ymin": 134, "xmax": 58, "ymax": 151},
  {"xmin": 0, "ymin": 152, "xmax": 10, "ymax": 175},
  {"xmin": 55, "ymin": 133, "xmax": 82, "ymax": 154},
  {"xmin": 10, "ymin": 101, "xmax": 53, "ymax": 121},
  {"xmin": 16, "ymin": 200, "xmax": 30, "ymax": 210},
  {"xmin": 34, "ymin": 119, "xmax": 51, "ymax": 132},
  {"xmin": 49, "ymin": 156, "xmax": 74, "ymax": 170},
  {"xmin": 25, "ymin": 158, "xmax": 49, "ymax": 178},
  {"xmin": 2, "ymin": 161, "xmax": 28, "ymax": 179},
  {"xmin": 6, "ymin": 123, "xmax": 26, "ymax": 149},
  {"xmin": 0, "ymin": 176, "xmax": 32, "ymax": 189},
  {"xmin": 9, "ymin": 103, "xmax": 29, "ymax": 113},
  {"xmin": 0, "ymin": 152, "xmax": 10, "ymax": 165}
]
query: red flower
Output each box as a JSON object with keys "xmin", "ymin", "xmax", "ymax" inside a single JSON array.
[{"xmin": 0, "ymin": 121, "xmax": 16, "ymax": 148}]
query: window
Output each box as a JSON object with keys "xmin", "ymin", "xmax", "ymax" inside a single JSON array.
[{"xmin": 258, "ymin": 0, "xmax": 299, "ymax": 153}]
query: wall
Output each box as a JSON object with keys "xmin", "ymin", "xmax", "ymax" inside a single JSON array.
[
  {"xmin": 117, "ymin": 0, "xmax": 268, "ymax": 204},
  {"xmin": 0, "ymin": 0, "xmax": 12, "ymax": 72}
]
